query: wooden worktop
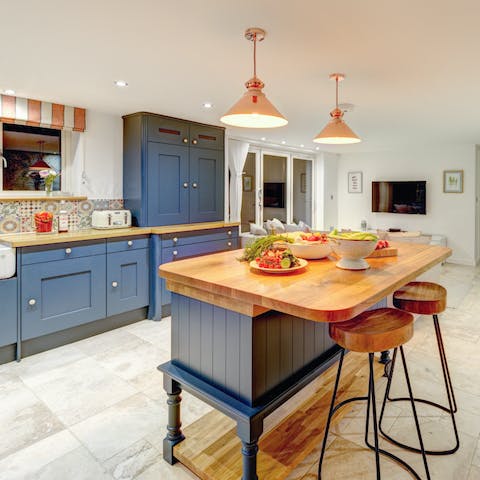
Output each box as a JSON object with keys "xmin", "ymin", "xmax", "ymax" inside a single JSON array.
[
  {"xmin": 159, "ymin": 242, "xmax": 451, "ymax": 323},
  {"xmin": 0, "ymin": 221, "xmax": 240, "ymax": 247}
]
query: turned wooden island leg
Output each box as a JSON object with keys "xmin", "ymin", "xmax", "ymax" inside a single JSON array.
[
  {"xmin": 237, "ymin": 419, "xmax": 263, "ymax": 480},
  {"xmin": 163, "ymin": 375, "xmax": 185, "ymax": 464}
]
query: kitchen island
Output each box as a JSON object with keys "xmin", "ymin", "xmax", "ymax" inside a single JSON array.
[{"xmin": 158, "ymin": 242, "xmax": 451, "ymax": 480}]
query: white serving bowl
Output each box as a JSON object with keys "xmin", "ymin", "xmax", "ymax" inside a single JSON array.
[
  {"xmin": 289, "ymin": 241, "xmax": 331, "ymax": 259},
  {"xmin": 328, "ymin": 238, "xmax": 377, "ymax": 270}
]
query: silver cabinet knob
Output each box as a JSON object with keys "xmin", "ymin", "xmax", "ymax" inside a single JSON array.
[
  {"xmin": 183, "ymin": 182, "xmax": 189, "ymax": 188},
  {"xmin": 227, "ymin": 230, "xmax": 232, "ymax": 236},
  {"xmin": 127, "ymin": 240, "xmax": 133, "ymax": 246},
  {"xmin": 173, "ymin": 237, "xmax": 178, "ymax": 243},
  {"xmin": 227, "ymin": 241, "xmax": 232, "ymax": 247},
  {"xmin": 173, "ymin": 250, "xmax": 178, "ymax": 256},
  {"xmin": 28, "ymin": 299, "xmax": 36, "ymax": 306},
  {"xmin": 192, "ymin": 182, "xmax": 198, "ymax": 189},
  {"xmin": 65, "ymin": 248, "xmax": 72, "ymax": 254},
  {"xmin": 112, "ymin": 281, "xmax": 118, "ymax": 288},
  {"xmin": 192, "ymin": 139, "xmax": 198, "ymax": 145},
  {"xmin": 183, "ymin": 138, "xmax": 188, "ymax": 143}
]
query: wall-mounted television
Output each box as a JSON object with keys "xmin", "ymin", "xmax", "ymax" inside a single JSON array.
[
  {"xmin": 263, "ymin": 182, "xmax": 285, "ymax": 208},
  {"xmin": 372, "ymin": 181, "xmax": 426, "ymax": 214}
]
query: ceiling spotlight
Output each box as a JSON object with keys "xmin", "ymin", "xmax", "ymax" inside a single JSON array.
[
  {"xmin": 281, "ymin": 140, "xmax": 286, "ymax": 145},
  {"xmin": 114, "ymin": 80, "xmax": 128, "ymax": 87},
  {"xmin": 300, "ymin": 144, "xmax": 304, "ymax": 148},
  {"xmin": 315, "ymin": 146, "xmax": 320, "ymax": 150},
  {"xmin": 313, "ymin": 73, "xmax": 361, "ymax": 145},
  {"xmin": 261, "ymin": 137, "xmax": 266, "ymax": 141},
  {"xmin": 4, "ymin": 89, "xmax": 15, "ymax": 95},
  {"xmin": 203, "ymin": 102, "xmax": 213, "ymax": 109},
  {"xmin": 220, "ymin": 27, "xmax": 288, "ymax": 128}
]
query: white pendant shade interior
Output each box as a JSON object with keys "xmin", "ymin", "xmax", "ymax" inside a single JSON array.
[
  {"xmin": 220, "ymin": 28, "xmax": 288, "ymax": 129},
  {"xmin": 313, "ymin": 73, "xmax": 361, "ymax": 144}
]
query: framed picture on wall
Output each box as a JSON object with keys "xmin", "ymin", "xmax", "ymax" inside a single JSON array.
[
  {"xmin": 348, "ymin": 171, "xmax": 363, "ymax": 193},
  {"xmin": 443, "ymin": 170, "xmax": 463, "ymax": 193},
  {"xmin": 243, "ymin": 175, "xmax": 253, "ymax": 192}
]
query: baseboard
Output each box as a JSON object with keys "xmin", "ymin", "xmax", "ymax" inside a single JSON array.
[{"xmin": 446, "ymin": 258, "xmax": 476, "ymax": 266}]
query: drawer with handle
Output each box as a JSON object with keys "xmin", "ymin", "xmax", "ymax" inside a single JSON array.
[
  {"xmin": 106, "ymin": 235, "xmax": 149, "ymax": 253},
  {"xmin": 161, "ymin": 227, "xmax": 238, "ymax": 248},
  {"xmin": 161, "ymin": 238, "xmax": 238, "ymax": 263},
  {"xmin": 21, "ymin": 240, "xmax": 106, "ymax": 265}
]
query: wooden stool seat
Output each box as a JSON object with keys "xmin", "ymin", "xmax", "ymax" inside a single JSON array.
[
  {"xmin": 393, "ymin": 281, "xmax": 447, "ymax": 315},
  {"xmin": 329, "ymin": 308, "xmax": 414, "ymax": 353}
]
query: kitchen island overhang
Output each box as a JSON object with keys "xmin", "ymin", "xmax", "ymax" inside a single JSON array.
[{"xmin": 158, "ymin": 242, "xmax": 451, "ymax": 479}]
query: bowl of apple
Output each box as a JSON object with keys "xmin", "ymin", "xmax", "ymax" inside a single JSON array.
[{"xmin": 289, "ymin": 232, "xmax": 332, "ymax": 259}]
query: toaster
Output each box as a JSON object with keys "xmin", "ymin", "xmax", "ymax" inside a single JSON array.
[{"xmin": 91, "ymin": 210, "xmax": 132, "ymax": 229}]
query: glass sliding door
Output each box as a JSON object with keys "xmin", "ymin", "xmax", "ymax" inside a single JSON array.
[
  {"xmin": 262, "ymin": 153, "xmax": 287, "ymax": 223},
  {"xmin": 292, "ymin": 157, "xmax": 313, "ymax": 226},
  {"xmin": 240, "ymin": 152, "xmax": 257, "ymax": 232}
]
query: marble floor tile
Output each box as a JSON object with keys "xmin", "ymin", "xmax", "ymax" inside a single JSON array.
[
  {"xmin": 0, "ymin": 430, "xmax": 80, "ymax": 480},
  {"xmin": 27, "ymin": 357, "xmax": 137, "ymax": 426},
  {"xmin": 468, "ymin": 465, "xmax": 480, "ymax": 480},
  {"xmin": 74, "ymin": 327, "xmax": 143, "ymax": 357},
  {"xmin": 24, "ymin": 446, "xmax": 113, "ymax": 480},
  {"xmin": 134, "ymin": 460, "xmax": 198, "ymax": 480},
  {"xmin": 70, "ymin": 393, "xmax": 165, "ymax": 462},
  {"xmin": 124, "ymin": 319, "xmax": 171, "ymax": 348},
  {"xmin": 0, "ymin": 382, "xmax": 65, "ymax": 460},
  {"xmin": 102, "ymin": 439, "xmax": 160, "ymax": 480}
]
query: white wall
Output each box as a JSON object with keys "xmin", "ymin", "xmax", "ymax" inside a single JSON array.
[
  {"xmin": 70, "ymin": 110, "xmax": 123, "ymax": 198},
  {"xmin": 337, "ymin": 145, "xmax": 476, "ymax": 265},
  {"xmin": 315, "ymin": 152, "xmax": 339, "ymax": 231}
]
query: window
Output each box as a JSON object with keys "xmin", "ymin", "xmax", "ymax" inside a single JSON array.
[
  {"xmin": 240, "ymin": 147, "xmax": 315, "ymax": 232},
  {"xmin": 0, "ymin": 123, "xmax": 67, "ymax": 193}
]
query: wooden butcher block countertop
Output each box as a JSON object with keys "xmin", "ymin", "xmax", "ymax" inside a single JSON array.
[
  {"xmin": 0, "ymin": 221, "xmax": 240, "ymax": 247},
  {"xmin": 159, "ymin": 242, "xmax": 451, "ymax": 323}
]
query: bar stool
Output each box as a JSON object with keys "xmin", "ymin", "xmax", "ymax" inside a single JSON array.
[
  {"xmin": 379, "ymin": 281, "xmax": 459, "ymax": 455},
  {"xmin": 318, "ymin": 308, "xmax": 430, "ymax": 480}
]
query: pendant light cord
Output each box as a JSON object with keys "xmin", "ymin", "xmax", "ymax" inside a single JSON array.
[
  {"xmin": 253, "ymin": 33, "xmax": 257, "ymax": 78},
  {"xmin": 335, "ymin": 76, "xmax": 339, "ymax": 109}
]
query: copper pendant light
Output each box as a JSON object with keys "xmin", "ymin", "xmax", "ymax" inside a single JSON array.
[
  {"xmin": 220, "ymin": 28, "xmax": 288, "ymax": 129},
  {"xmin": 314, "ymin": 73, "xmax": 361, "ymax": 144}
]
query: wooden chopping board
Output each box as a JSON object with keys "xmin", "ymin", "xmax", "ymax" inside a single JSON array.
[{"xmin": 367, "ymin": 246, "xmax": 398, "ymax": 258}]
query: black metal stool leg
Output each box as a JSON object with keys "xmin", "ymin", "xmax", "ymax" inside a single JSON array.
[
  {"xmin": 318, "ymin": 348, "xmax": 345, "ymax": 479},
  {"xmin": 368, "ymin": 353, "xmax": 381, "ymax": 480},
  {"xmin": 399, "ymin": 346, "xmax": 431, "ymax": 479},
  {"xmin": 380, "ymin": 315, "xmax": 459, "ymax": 455}
]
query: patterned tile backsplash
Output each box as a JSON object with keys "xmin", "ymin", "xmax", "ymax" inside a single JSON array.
[{"xmin": 0, "ymin": 199, "xmax": 124, "ymax": 234}]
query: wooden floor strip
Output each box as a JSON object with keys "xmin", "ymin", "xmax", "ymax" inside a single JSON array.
[{"xmin": 174, "ymin": 352, "xmax": 384, "ymax": 480}]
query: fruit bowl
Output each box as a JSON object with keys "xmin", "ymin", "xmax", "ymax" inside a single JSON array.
[
  {"xmin": 289, "ymin": 242, "xmax": 331, "ymax": 259},
  {"xmin": 329, "ymin": 236, "xmax": 378, "ymax": 270}
]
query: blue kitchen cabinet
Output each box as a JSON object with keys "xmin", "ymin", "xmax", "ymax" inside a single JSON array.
[
  {"xmin": 123, "ymin": 113, "xmax": 225, "ymax": 227},
  {"xmin": 146, "ymin": 142, "xmax": 189, "ymax": 226},
  {"xmin": 0, "ymin": 277, "xmax": 17, "ymax": 348},
  {"xmin": 149, "ymin": 226, "xmax": 239, "ymax": 320},
  {"xmin": 107, "ymin": 248, "xmax": 149, "ymax": 316},
  {"xmin": 189, "ymin": 147, "xmax": 224, "ymax": 223},
  {"xmin": 21, "ymin": 255, "xmax": 106, "ymax": 340}
]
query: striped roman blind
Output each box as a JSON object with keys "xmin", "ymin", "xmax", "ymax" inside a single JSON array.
[{"xmin": 0, "ymin": 95, "xmax": 86, "ymax": 132}]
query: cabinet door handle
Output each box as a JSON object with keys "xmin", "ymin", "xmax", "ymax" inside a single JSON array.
[
  {"xmin": 227, "ymin": 230, "xmax": 232, "ymax": 236},
  {"xmin": 192, "ymin": 182, "xmax": 198, "ymax": 189},
  {"xmin": 227, "ymin": 241, "xmax": 232, "ymax": 247},
  {"xmin": 127, "ymin": 240, "xmax": 133, "ymax": 246},
  {"xmin": 173, "ymin": 250, "xmax": 178, "ymax": 256},
  {"xmin": 183, "ymin": 138, "xmax": 188, "ymax": 143},
  {"xmin": 173, "ymin": 237, "xmax": 178, "ymax": 243},
  {"xmin": 183, "ymin": 182, "xmax": 189, "ymax": 188},
  {"xmin": 65, "ymin": 248, "xmax": 72, "ymax": 254},
  {"xmin": 28, "ymin": 298, "xmax": 36, "ymax": 306},
  {"xmin": 192, "ymin": 139, "xmax": 198, "ymax": 145},
  {"xmin": 112, "ymin": 281, "xmax": 118, "ymax": 288}
]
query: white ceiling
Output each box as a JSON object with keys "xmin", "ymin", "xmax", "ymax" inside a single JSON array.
[{"xmin": 2, "ymin": 0, "xmax": 480, "ymax": 153}]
